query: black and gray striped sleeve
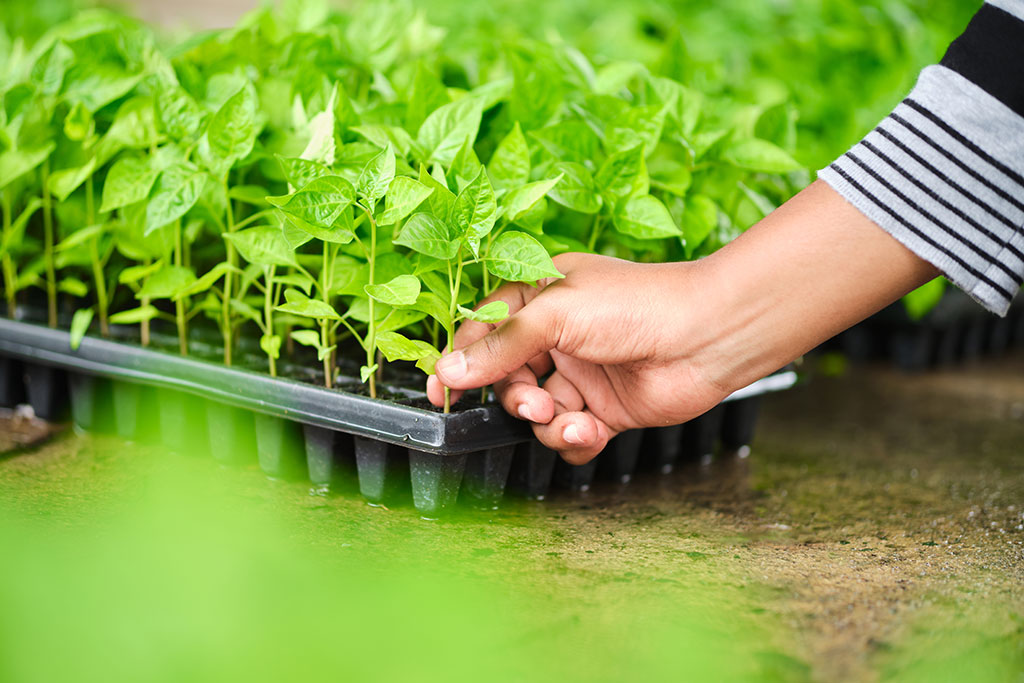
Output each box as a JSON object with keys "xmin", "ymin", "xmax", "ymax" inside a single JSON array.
[{"xmin": 818, "ymin": 0, "xmax": 1024, "ymax": 316}]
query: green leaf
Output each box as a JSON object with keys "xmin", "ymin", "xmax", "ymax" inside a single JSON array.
[
  {"xmin": 119, "ymin": 262, "xmax": 162, "ymax": 285},
  {"xmin": 109, "ymin": 305, "xmax": 160, "ymax": 325},
  {"xmin": 260, "ymin": 334, "xmax": 283, "ymax": 360},
  {"xmin": 276, "ymin": 290, "xmax": 342, "ymax": 320},
  {"xmin": 137, "ymin": 265, "xmax": 197, "ymax": 300},
  {"xmin": 488, "ymin": 122, "xmax": 530, "ymax": 191},
  {"xmin": 501, "ymin": 176, "xmax": 560, "ymax": 223},
  {"xmin": 455, "ymin": 170, "xmax": 497, "ymax": 253},
  {"xmin": 56, "ymin": 224, "xmax": 104, "ymax": 252},
  {"xmin": 903, "ymin": 278, "xmax": 947, "ymax": 321},
  {"xmin": 458, "ymin": 300, "xmax": 509, "ymax": 324},
  {"xmin": 356, "ymin": 144, "xmax": 395, "ymax": 208},
  {"xmin": 49, "ymin": 156, "xmax": 97, "ymax": 202},
  {"xmin": 274, "ymin": 273, "xmax": 315, "ymax": 296},
  {"xmin": 547, "ymin": 162, "xmax": 601, "ymax": 214},
  {"xmin": 289, "ymin": 329, "xmax": 321, "ymax": 350},
  {"xmin": 145, "ymin": 165, "xmax": 205, "ymax": 234},
  {"xmin": 227, "ymin": 185, "xmax": 271, "ymax": 206},
  {"xmin": 613, "ymin": 195, "xmax": 681, "ymax": 240},
  {"xmin": 266, "ymin": 175, "xmax": 356, "ymax": 229},
  {"xmin": 595, "ymin": 145, "xmax": 648, "ymax": 202},
  {"xmin": 101, "ymin": 157, "xmax": 158, "ymax": 212},
  {"xmin": 63, "ymin": 102, "xmax": 94, "ymax": 142},
  {"xmin": 380, "ymin": 176, "xmax": 433, "ymax": 225},
  {"xmin": 58, "ymin": 277, "xmax": 89, "ymax": 297},
  {"xmin": 174, "ymin": 262, "xmax": 238, "ymax": 299},
  {"xmin": 682, "ymin": 195, "xmax": 718, "ymax": 258},
  {"xmin": 359, "ymin": 364, "xmax": 379, "ymax": 384},
  {"xmin": 604, "ymin": 105, "xmax": 666, "ymax": 157},
  {"xmin": 375, "ymin": 331, "xmax": 440, "ymax": 367},
  {"xmin": 277, "ymin": 156, "xmax": 332, "ymax": 191},
  {"xmin": 394, "ymin": 212, "xmax": 459, "ymax": 260},
  {"xmin": 417, "ymin": 97, "xmax": 483, "ymax": 166},
  {"xmin": 156, "ymin": 86, "xmax": 204, "ymax": 143},
  {"xmin": 418, "ymin": 164, "xmax": 456, "ymax": 223},
  {"xmin": 484, "ymin": 231, "xmax": 563, "ymax": 283},
  {"xmin": 206, "ymin": 85, "xmax": 259, "ymax": 171},
  {"xmin": 0, "ymin": 144, "xmax": 56, "ymax": 190},
  {"xmin": 224, "ymin": 226, "xmax": 297, "ymax": 268},
  {"xmin": 723, "ymin": 139, "xmax": 801, "ymax": 174},
  {"xmin": 69, "ymin": 308, "xmax": 94, "ymax": 351},
  {"xmin": 364, "ymin": 274, "xmax": 420, "ymax": 307}
]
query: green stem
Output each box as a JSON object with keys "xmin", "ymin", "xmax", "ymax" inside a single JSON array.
[
  {"xmin": 321, "ymin": 240, "xmax": 333, "ymax": 388},
  {"xmin": 221, "ymin": 178, "xmax": 236, "ymax": 366},
  {"xmin": 85, "ymin": 178, "xmax": 109, "ymax": 337},
  {"xmin": 587, "ymin": 213, "xmax": 605, "ymax": 252},
  {"xmin": 364, "ymin": 207, "xmax": 378, "ymax": 398},
  {"xmin": 443, "ymin": 249, "xmax": 465, "ymax": 414},
  {"xmin": 264, "ymin": 265, "xmax": 277, "ymax": 377},
  {"xmin": 174, "ymin": 220, "xmax": 187, "ymax": 356},
  {"xmin": 42, "ymin": 160, "xmax": 56, "ymax": 328},
  {"xmin": 2, "ymin": 189, "xmax": 15, "ymax": 317}
]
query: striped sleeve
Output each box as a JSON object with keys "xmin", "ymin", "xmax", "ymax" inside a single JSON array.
[{"xmin": 818, "ymin": 0, "xmax": 1024, "ymax": 316}]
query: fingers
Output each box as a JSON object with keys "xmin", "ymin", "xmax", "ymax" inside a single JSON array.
[
  {"xmin": 425, "ymin": 374, "xmax": 462, "ymax": 406},
  {"xmin": 435, "ymin": 292, "xmax": 562, "ymax": 392},
  {"xmin": 531, "ymin": 409, "xmax": 614, "ymax": 465},
  {"xmin": 494, "ymin": 366, "xmax": 555, "ymax": 424}
]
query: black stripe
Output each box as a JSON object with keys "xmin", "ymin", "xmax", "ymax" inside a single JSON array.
[
  {"xmin": 859, "ymin": 139, "xmax": 1024, "ymax": 262},
  {"xmin": 827, "ymin": 162, "xmax": 1015, "ymax": 301},
  {"xmin": 904, "ymin": 99, "xmax": 1024, "ymax": 189},
  {"xmin": 939, "ymin": 4, "xmax": 1024, "ymax": 118},
  {"xmin": 887, "ymin": 111, "xmax": 1024, "ymax": 213},
  {"xmin": 845, "ymin": 151, "xmax": 1022, "ymax": 281}
]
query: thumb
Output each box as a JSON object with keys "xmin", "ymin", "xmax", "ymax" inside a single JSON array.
[{"xmin": 434, "ymin": 296, "xmax": 562, "ymax": 391}]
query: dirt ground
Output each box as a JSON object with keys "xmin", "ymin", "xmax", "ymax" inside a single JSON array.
[{"xmin": 0, "ymin": 355, "xmax": 1021, "ymax": 682}]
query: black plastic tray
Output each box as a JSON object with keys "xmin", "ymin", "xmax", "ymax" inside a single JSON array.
[{"xmin": 0, "ymin": 317, "xmax": 798, "ymax": 515}]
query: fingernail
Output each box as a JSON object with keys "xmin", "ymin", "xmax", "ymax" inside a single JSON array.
[
  {"xmin": 563, "ymin": 424, "xmax": 584, "ymax": 445},
  {"xmin": 435, "ymin": 351, "xmax": 467, "ymax": 381},
  {"xmin": 517, "ymin": 403, "xmax": 534, "ymax": 422}
]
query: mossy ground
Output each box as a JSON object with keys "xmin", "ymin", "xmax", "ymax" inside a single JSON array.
[{"xmin": 0, "ymin": 355, "xmax": 1021, "ymax": 682}]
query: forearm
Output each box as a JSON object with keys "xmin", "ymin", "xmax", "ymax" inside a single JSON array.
[{"xmin": 687, "ymin": 180, "xmax": 940, "ymax": 395}]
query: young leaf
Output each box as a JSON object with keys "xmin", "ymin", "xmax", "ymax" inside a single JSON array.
[
  {"xmin": 137, "ymin": 265, "xmax": 197, "ymax": 299},
  {"xmin": 394, "ymin": 213, "xmax": 459, "ymax": 260},
  {"xmin": 69, "ymin": 308, "xmax": 94, "ymax": 351},
  {"xmin": 455, "ymin": 170, "xmax": 497, "ymax": 253},
  {"xmin": 206, "ymin": 84, "xmax": 259, "ymax": 171},
  {"xmin": 723, "ymin": 139, "xmax": 801, "ymax": 174},
  {"xmin": 173, "ymin": 261, "xmax": 238, "ymax": 299},
  {"xmin": 375, "ymin": 331, "xmax": 440, "ymax": 365},
  {"xmin": 266, "ymin": 175, "xmax": 356, "ymax": 229},
  {"xmin": 359, "ymin": 364, "xmax": 379, "ymax": 384},
  {"xmin": 682, "ymin": 195, "xmax": 718, "ymax": 258},
  {"xmin": 379, "ymin": 176, "xmax": 433, "ymax": 225},
  {"xmin": 260, "ymin": 334, "xmax": 283, "ymax": 360},
  {"xmin": 547, "ymin": 162, "xmax": 602, "ymax": 214},
  {"xmin": 58, "ymin": 278, "xmax": 89, "ymax": 297},
  {"xmin": 356, "ymin": 144, "xmax": 395, "ymax": 209},
  {"xmin": 488, "ymin": 122, "xmax": 530, "ymax": 191},
  {"xmin": 613, "ymin": 195, "xmax": 681, "ymax": 240},
  {"xmin": 595, "ymin": 145, "xmax": 648, "ymax": 201},
  {"xmin": 277, "ymin": 156, "xmax": 332, "ymax": 190},
  {"xmin": 224, "ymin": 226, "xmax": 298, "ymax": 268},
  {"xmin": 457, "ymin": 300, "xmax": 509, "ymax": 324},
  {"xmin": 145, "ymin": 165, "xmax": 205, "ymax": 234},
  {"xmin": 290, "ymin": 329, "xmax": 321, "ymax": 349},
  {"xmin": 63, "ymin": 102, "xmax": 94, "ymax": 142},
  {"xmin": 100, "ymin": 156, "xmax": 159, "ymax": 212},
  {"xmin": 484, "ymin": 231, "xmax": 563, "ymax": 283},
  {"xmin": 276, "ymin": 291, "xmax": 342, "ymax": 320},
  {"xmin": 501, "ymin": 176, "xmax": 561, "ymax": 223},
  {"xmin": 156, "ymin": 87, "xmax": 204, "ymax": 143},
  {"xmin": 364, "ymin": 274, "xmax": 421, "ymax": 307},
  {"xmin": 118, "ymin": 262, "xmax": 163, "ymax": 285},
  {"xmin": 417, "ymin": 96, "xmax": 484, "ymax": 166},
  {"xmin": 450, "ymin": 136, "xmax": 483, "ymax": 185},
  {"xmin": 418, "ymin": 164, "xmax": 456, "ymax": 223},
  {"xmin": 109, "ymin": 305, "xmax": 160, "ymax": 325}
]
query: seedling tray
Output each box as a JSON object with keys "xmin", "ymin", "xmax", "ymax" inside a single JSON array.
[{"xmin": 0, "ymin": 317, "xmax": 797, "ymax": 515}]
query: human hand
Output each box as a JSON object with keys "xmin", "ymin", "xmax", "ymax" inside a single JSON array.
[{"xmin": 426, "ymin": 253, "xmax": 731, "ymax": 464}]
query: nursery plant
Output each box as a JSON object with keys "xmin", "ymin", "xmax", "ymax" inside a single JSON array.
[{"xmin": 0, "ymin": 0, "xmax": 807, "ymax": 412}]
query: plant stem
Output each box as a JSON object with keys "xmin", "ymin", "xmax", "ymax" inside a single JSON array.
[
  {"xmin": 41, "ymin": 160, "xmax": 56, "ymax": 328},
  {"xmin": 264, "ymin": 265, "xmax": 277, "ymax": 377},
  {"xmin": 221, "ymin": 178, "xmax": 236, "ymax": 366},
  {"xmin": 443, "ymin": 249, "xmax": 465, "ymax": 414},
  {"xmin": 1, "ymin": 189, "xmax": 15, "ymax": 317},
  {"xmin": 84, "ymin": 177, "xmax": 110, "ymax": 337},
  {"xmin": 174, "ymin": 220, "xmax": 187, "ymax": 355},
  {"xmin": 320, "ymin": 240, "xmax": 333, "ymax": 388},
  {"xmin": 587, "ymin": 213, "xmax": 605, "ymax": 252},
  {"xmin": 364, "ymin": 207, "xmax": 378, "ymax": 399}
]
